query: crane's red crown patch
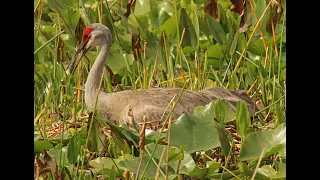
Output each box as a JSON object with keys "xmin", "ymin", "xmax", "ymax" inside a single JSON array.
[{"xmin": 82, "ymin": 26, "xmax": 94, "ymax": 43}]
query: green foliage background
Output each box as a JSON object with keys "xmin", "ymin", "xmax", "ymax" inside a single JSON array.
[{"xmin": 34, "ymin": 0, "xmax": 286, "ymax": 179}]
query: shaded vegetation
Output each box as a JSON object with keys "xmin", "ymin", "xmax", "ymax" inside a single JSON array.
[{"xmin": 34, "ymin": 0, "xmax": 286, "ymax": 179}]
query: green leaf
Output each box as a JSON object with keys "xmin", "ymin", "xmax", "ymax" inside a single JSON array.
[
  {"xmin": 215, "ymin": 121, "xmax": 231, "ymax": 156},
  {"xmin": 148, "ymin": 1, "xmax": 170, "ymax": 29},
  {"xmin": 135, "ymin": 0, "xmax": 151, "ymax": 16},
  {"xmin": 207, "ymin": 170, "xmax": 241, "ymax": 179},
  {"xmin": 239, "ymin": 123, "xmax": 286, "ymax": 161},
  {"xmin": 248, "ymin": 35, "xmax": 282, "ymax": 56},
  {"xmin": 273, "ymin": 161, "xmax": 286, "ymax": 178},
  {"xmin": 117, "ymin": 33, "xmax": 132, "ymax": 53},
  {"xmin": 34, "ymin": 140, "xmax": 53, "ymax": 154},
  {"xmin": 229, "ymin": 29, "xmax": 239, "ymax": 56},
  {"xmin": 198, "ymin": 14, "xmax": 210, "ymax": 35},
  {"xmin": 48, "ymin": 1, "xmax": 80, "ymax": 34},
  {"xmin": 257, "ymin": 165, "xmax": 277, "ymax": 178},
  {"xmin": 192, "ymin": 100, "xmax": 216, "ymax": 122},
  {"xmin": 145, "ymin": 144, "xmax": 196, "ymax": 175},
  {"xmin": 182, "ymin": 46, "xmax": 197, "ymax": 55},
  {"xmin": 127, "ymin": 14, "xmax": 149, "ymax": 39},
  {"xmin": 207, "ymin": 43, "xmax": 223, "ymax": 68},
  {"xmin": 119, "ymin": 144, "xmax": 179, "ymax": 179},
  {"xmin": 167, "ymin": 148, "xmax": 196, "ymax": 175},
  {"xmin": 89, "ymin": 157, "xmax": 126, "ymax": 174},
  {"xmin": 217, "ymin": 2, "xmax": 230, "ymax": 33},
  {"xmin": 155, "ymin": 12, "xmax": 178, "ymax": 42},
  {"xmin": 206, "ymin": 14, "xmax": 227, "ymax": 45},
  {"xmin": 236, "ymin": 32, "xmax": 246, "ymax": 54},
  {"xmin": 67, "ymin": 134, "xmax": 81, "ymax": 164},
  {"xmin": 88, "ymin": 118, "xmax": 105, "ymax": 152},
  {"xmin": 107, "ymin": 43, "xmax": 134, "ymax": 74},
  {"xmin": 214, "ymin": 99, "xmax": 236, "ymax": 123},
  {"xmin": 189, "ymin": 161, "xmax": 221, "ymax": 179},
  {"xmin": 275, "ymin": 87, "xmax": 285, "ymax": 126},
  {"xmin": 256, "ymin": 163, "xmax": 286, "ymax": 179},
  {"xmin": 179, "ymin": 8, "xmax": 197, "ymax": 47},
  {"xmin": 237, "ymin": 162, "xmax": 269, "ymax": 180},
  {"xmin": 252, "ymin": 0, "xmax": 270, "ymax": 36},
  {"xmin": 170, "ymin": 102, "xmax": 220, "ymax": 153},
  {"xmin": 189, "ymin": 7, "xmax": 200, "ymax": 44},
  {"xmin": 47, "ymin": 146, "xmax": 70, "ymax": 167},
  {"xmin": 236, "ymin": 101, "xmax": 251, "ymax": 137}
]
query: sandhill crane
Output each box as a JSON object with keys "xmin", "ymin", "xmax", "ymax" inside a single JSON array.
[{"xmin": 67, "ymin": 23, "xmax": 256, "ymax": 125}]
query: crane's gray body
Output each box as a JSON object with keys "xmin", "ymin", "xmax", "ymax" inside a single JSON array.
[{"xmin": 71, "ymin": 23, "xmax": 256, "ymax": 125}]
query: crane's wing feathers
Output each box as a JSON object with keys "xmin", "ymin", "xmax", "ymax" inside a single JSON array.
[{"xmin": 99, "ymin": 87, "xmax": 256, "ymax": 124}]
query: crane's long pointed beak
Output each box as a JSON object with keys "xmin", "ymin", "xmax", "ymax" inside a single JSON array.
[{"xmin": 66, "ymin": 42, "xmax": 89, "ymax": 75}]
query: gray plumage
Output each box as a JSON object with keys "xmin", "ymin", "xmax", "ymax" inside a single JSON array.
[{"xmin": 68, "ymin": 23, "xmax": 256, "ymax": 125}]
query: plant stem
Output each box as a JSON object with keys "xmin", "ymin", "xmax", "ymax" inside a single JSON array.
[{"xmin": 34, "ymin": 30, "xmax": 65, "ymax": 55}]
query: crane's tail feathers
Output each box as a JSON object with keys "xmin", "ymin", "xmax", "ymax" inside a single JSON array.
[{"xmin": 200, "ymin": 87, "xmax": 258, "ymax": 117}]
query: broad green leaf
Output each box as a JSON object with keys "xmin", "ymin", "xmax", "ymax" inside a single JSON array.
[
  {"xmin": 207, "ymin": 43, "xmax": 223, "ymax": 68},
  {"xmin": 135, "ymin": 0, "xmax": 151, "ymax": 16},
  {"xmin": 34, "ymin": 140, "xmax": 53, "ymax": 154},
  {"xmin": 179, "ymin": 8, "xmax": 197, "ymax": 47},
  {"xmin": 119, "ymin": 144, "xmax": 179, "ymax": 179},
  {"xmin": 89, "ymin": 157, "xmax": 126, "ymax": 174},
  {"xmin": 237, "ymin": 162, "xmax": 269, "ymax": 180},
  {"xmin": 207, "ymin": 170, "xmax": 241, "ymax": 179},
  {"xmin": 168, "ymin": 150, "xmax": 196, "ymax": 175},
  {"xmin": 107, "ymin": 43, "xmax": 134, "ymax": 74},
  {"xmin": 239, "ymin": 123, "xmax": 286, "ymax": 161},
  {"xmin": 257, "ymin": 163, "xmax": 286, "ymax": 179},
  {"xmin": 229, "ymin": 29, "xmax": 239, "ymax": 56},
  {"xmin": 252, "ymin": 0, "xmax": 270, "ymax": 36},
  {"xmin": 273, "ymin": 161, "xmax": 286, "ymax": 178},
  {"xmin": 67, "ymin": 134, "xmax": 81, "ymax": 164},
  {"xmin": 214, "ymin": 99, "xmax": 236, "ymax": 123},
  {"xmin": 117, "ymin": 33, "xmax": 132, "ymax": 53},
  {"xmin": 248, "ymin": 35, "xmax": 282, "ymax": 56},
  {"xmin": 236, "ymin": 32, "xmax": 246, "ymax": 54},
  {"xmin": 198, "ymin": 14, "xmax": 210, "ymax": 35},
  {"xmin": 170, "ymin": 104, "xmax": 220, "ymax": 153},
  {"xmin": 189, "ymin": 161, "xmax": 220, "ymax": 179},
  {"xmin": 144, "ymin": 144, "xmax": 196, "ymax": 175},
  {"xmin": 192, "ymin": 101, "xmax": 215, "ymax": 122},
  {"xmin": 88, "ymin": 118, "xmax": 105, "ymax": 152},
  {"xmin": 47, "ymin": 146, "xmax": 70, "ymax": 167},
  {"xmin": 85, "ymin": 5, "xmax": 99, "ymax": 25},
  {"xmin": 257, "ymin": 165, "xmax": 277, "ymax": 178},
  {"xmin": 145, "ymin": 130, "xmax": 167, "ymax": 143},
  {"xmin": 279, "ymin": 146, "xmax": 286, "ymax": 158},
  {"xmin": 236, "ymin": 101, "xmax": 251, "ymax": 137},
  {"xmin": 127, "ymin": 14, "xmax": 149, "ymax": 38},
  {"xmin": 182, "ymin": 46, "xmax": 197, "ymax": 55},
  {"xmin": 217, "ymin": 2, "xmax": 230, "ymax": 33},
  {"xmin": 207, "ymin": 170, "xmax": 240, "ymax": 180},
  {"xmin": 47, "ymin": 137, "xmax": 71, "ymax": 146},
  {"xmin": 148, "ymin": 1, "xmax": 170, "ymax": 29},
  {"xmin": 206, "ymin": 14, "xmax": 227, "ymax": 45},
  {"xmin": 215, "ymin": 121, "xmax": 231, "ymax": 156},
  {"xmin": 225, "ymin": 24, "xmax": 235, "ymax": 56},
  {"xmin": 189, "ymin": 7, "xmax": 200, "ymax": 44},
  {"xmin": 155, "ymin": 13, "xmax": 178, "ymax": 41},
  {"xmin": 48, "ymin": 1, "xmax": 80, "ymax": 34}
]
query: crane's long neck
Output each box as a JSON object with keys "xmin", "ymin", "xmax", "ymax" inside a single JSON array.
[{"xmin": 85, "ymin": 43, "xmax": 110, "ymax": 112}]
